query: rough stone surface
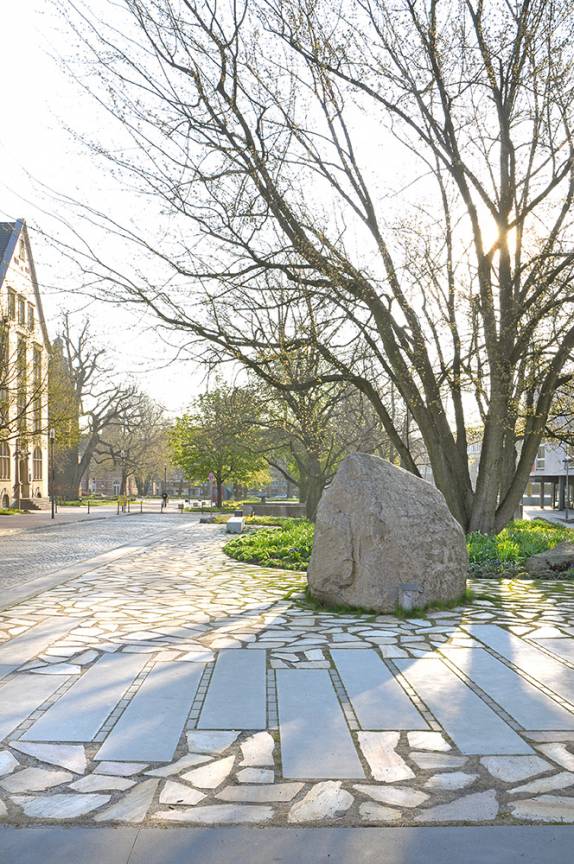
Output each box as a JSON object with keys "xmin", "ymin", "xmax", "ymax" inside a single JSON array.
[
  {"xmin": 358, "ymin": 732, "xmax": 415, "ymax": 782},
  {"xmin": 240, "ymin": 732, "xmax": 274, "ymax": 766},
  {"xmin": 410, "ymin": 752, "xmax": 468, "ymax": 770},
  {"xmin": 69, "ymin": 775, "xmax": 135, "ymax": 792},
  {"xmin": 359, "ymin": 802, "xmax": 402, "ymax": 822},
  {"xmin": 509, "ymin": 795, "xmax": 574, "ymax": 822},
  {"xmin": 10, "ymin": 742, "xmax": 86, "ymax": 774},
  {"xmin": 407, "ymin": 732, "xmax": 451, "ymax": 752},
  {"xmin": 186, "ymin": 731, "xmax": 239, "ymax": 754},
  {"xmin": 217, "ymin": 783, "xmax": 303, "ymax": 803},
  {"xmin": 182, "ymin": 755, "xmax": 235, "ymax": 789},
  {"xmin": 0, "ymin": 751, "xmax": 19, "ymax": 778},
  {"xmin": 14, "ymin": 793, "xmax": 110, "ymax": 818},
  {"xmin": 307, "ymin": 455, "xmax": 468, "ymax": 612},
  {"xmin": 424, "ymin": 772, "xmax": 478, "ymax": 790},
  {"xmin": 509, "ymin": 772, "xmax": 574, "ymax": 796},
  {"xmin": 480, "ymin": 755, "xmax": 551, "ymax": 783},
  {"xmin": 525, "ymin": 542, "xmax": 574, "ymax": 577},
  {"xmin": 93, "ymin": 778, "xmax": 159, "ymax": 822},
  {"xmin": 159, "ymin": 780, "xmax": 206, "ymax": 805},
  {"xmin": 288, "ymin": 781, "xmax": 353, "ymax": 823},
  {"xmin": 354, "ymin": 783, "xmax": 428, "ymax": 808},
  {"xmin": 1, "ymin": 767, "xmax": 72, "ymax": 794},
  {"xmin": 155, "ymin": 804, "xmax": 273, "ymax": 823},
  {"xmin": 537, "ymin": 743, "xmax": 574, "ymax": 771},
  {"xmin": 416, "ymin": 790, "xmax": 499, "ymax": 823},
  {"xmin": 237, "ymin": 768, "xmax": 274, "ymax": 784}
]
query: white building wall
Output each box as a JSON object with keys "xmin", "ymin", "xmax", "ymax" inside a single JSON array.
[{"xmin": 0, "ymin": 226, "xmax": 50, "ymax": 506}]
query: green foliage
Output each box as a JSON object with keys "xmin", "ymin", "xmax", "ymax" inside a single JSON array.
[
  {"xmin": 225, "ymin": 517, "xmax": 574, "ymax": 578},
  {"xmin": 224, "ymin": 520, "xmax": 314, "ymax": 570},
  {"xmin": 0, "ymin": 508, "xmax": 23, "ymax": 516},
  {"xmin": 467, "ymin": 519, "xmax": 574, "ymax": 576},
  {"xmin": 169, "ymin": 385, "xmax": 270, "ymax": 495}
]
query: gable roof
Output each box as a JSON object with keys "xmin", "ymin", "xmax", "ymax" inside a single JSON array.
[
  {"xmin": 0, "ymin": 221, "xmax": 22, "ymax": 290},
  {"xmin": 0, "ymin": 219, "xmax": 51, "ymax": 350}
]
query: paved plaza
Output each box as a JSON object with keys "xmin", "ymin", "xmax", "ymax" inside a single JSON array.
[{"xmin": 1, "ymin": 516, "xmax": 574, "ymax": 839}]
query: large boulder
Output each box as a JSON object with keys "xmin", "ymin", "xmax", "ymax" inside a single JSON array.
[
  {"xmin": 525, "ymin": 541, "xmax": 574, "ymax": 578},
  {"xmin": 307, "ymin": 454, "xmax": 468, "ymax": 612}
]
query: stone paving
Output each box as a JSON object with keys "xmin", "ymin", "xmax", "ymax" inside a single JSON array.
[
  {"xmin": 1, "ymin": 521, "xmax": 574, "ymax": 826},
  {"xmin": 0, "ymin": 512, "xmax": 192, "ymax": 591}
]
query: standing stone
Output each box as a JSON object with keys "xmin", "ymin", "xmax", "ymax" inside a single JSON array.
[{"xmin": 307, "ymin": 455, "xmax": 467, "ymax": 613}]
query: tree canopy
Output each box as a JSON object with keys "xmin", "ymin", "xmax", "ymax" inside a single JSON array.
[
  {"xmin": 55, "ymin": 0, "xmax": 574, "ymax": 531},
  {"xmin": 169, "ymin": 385, "xmax": 270, "ymax": 506}
]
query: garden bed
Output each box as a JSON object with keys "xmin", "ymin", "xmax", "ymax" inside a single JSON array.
[{"xmin": 224, "ymin": 516, "xmax": 574, "ymax": 578}]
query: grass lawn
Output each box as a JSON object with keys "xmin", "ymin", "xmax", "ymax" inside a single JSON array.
[
  {"xmin": 224, "ymin": 518, "xmax": 313, "ymax": 570},
  {"xmin": 224, "ymin": 516, "xmax": 574, "ymax": 578}
]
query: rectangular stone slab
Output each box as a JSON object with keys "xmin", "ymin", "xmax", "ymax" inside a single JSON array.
[
  {"xmin": 95, "ymin": 661, "xmax": 204, "ymax": 762},
  {"xmin": 0, "ymin": 617, "xmax": 76, "ymax": 681},
  {"xmin": 198, "ymin": 650, "xmax": 266, "ymax": 730},
  {"xmin": 442, "ymin": 647, "xmax": 574, "ymax": 730},
  {"xmin": 0, "ymin": 674, "xmax": 68, "ymax": 740},
  {"xmin": 22, "ymin": 653, "xmax": 149, "ymax": 742},
  {"xmin": 396, "ymin": 657, "xmax": 533, "ymax": 754},
  {"xmin": 466, "ymin": 625, "xmax": 574, "ymax": 707},
  {"xmin": 276, "ymin": 669, "xmax": 365, "ymax": 779},
  {"xmin": 533, "ymin": 639, "xmax": 574, "ymax": 666},
  {"xmin": 331, "ymin": 649, "xmax": 428, "ymax": 730}
]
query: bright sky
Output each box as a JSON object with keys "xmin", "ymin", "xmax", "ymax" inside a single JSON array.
[{"xmin": 0, "ymin": 1, "xmax": 204, "ymax": 415}]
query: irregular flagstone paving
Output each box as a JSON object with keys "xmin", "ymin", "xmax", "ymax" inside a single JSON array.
[{"xmin": 1, "ymin": 521, "xmax": 574, "ymax": 825}]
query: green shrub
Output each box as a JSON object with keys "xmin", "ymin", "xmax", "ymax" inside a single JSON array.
[
  {"xmin": 224, "ymin": 516, "xmax": 574, "ymax": 577},
  {"xmin": 467, "ymin": 518, "xmax": 574, "ymax": 576},
  {"xmin": 224, "ymin": 520, "xmax": 314, "ymax": 570}
]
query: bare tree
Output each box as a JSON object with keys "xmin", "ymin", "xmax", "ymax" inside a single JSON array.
[
  {"xmin": 56, "ymin": 314, "xmax": 146, "ymax": 494},
  {"xmin": 53, "ymin": 0, "xmax": 574, "ymax": 531},
  {"xmin": 95, "ymin": 393, "xmax": 169, "ymax": 495}
]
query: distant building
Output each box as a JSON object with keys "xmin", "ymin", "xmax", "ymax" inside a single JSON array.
[
  {"xmin": 0, "ymin": 220, "xmax": 51, "ymax": 509},
  {"xmin": 524, "ymin": 440, "xmax": 573, "ymax": 510}
]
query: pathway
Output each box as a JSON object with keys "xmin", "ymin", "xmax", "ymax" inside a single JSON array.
[{"xmin": 1, "ymin": 521, "xmax": 574, "ymax": 829}]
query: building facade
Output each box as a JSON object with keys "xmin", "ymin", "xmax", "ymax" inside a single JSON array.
[
  {"xmin": 0, "ymin": 221, "xmax": 51, "ymax": 509},
  {"xmin": 524, "ymin": 440, "xmax": 574, "ymax": 509}
]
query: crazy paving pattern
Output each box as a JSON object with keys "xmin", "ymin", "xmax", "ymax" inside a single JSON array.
[{"xmin": 1, "ymin": 522, "xmax": 574, "ymax": 825}]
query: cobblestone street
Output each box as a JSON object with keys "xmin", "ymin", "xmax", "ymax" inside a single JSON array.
[{"xmin": 1, "ymin": 518, "xmax": 574, "ymax": 831}]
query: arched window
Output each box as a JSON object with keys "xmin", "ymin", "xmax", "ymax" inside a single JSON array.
[
  {"xmin": 33, "ymin": 446, "xmax": 43, "ymax": 481},
  {"xmin": 0, "ymin": 442, "xmax": 10, "ymax": 480}
]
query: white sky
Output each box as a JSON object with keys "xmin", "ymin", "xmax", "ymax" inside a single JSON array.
[{"xmin": 0, "ymin": 1, "xmax": 204, "ymax": 415}]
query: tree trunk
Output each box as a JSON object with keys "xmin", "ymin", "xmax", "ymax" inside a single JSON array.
[{"xmin": 216, "ymin": 477, "xmax": 223, "ymax": 508}]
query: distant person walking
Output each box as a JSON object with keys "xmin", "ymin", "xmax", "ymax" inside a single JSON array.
[{"xmin": 161, "ymin": 491, "xmax": 168, "ymax": 511}]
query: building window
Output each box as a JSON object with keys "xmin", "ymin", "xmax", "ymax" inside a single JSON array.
[
  {"xmin": 27, "ymin": 303, "xmax": 34, "ymax": 330},
  {"xmin": 0, "ymin": 442, "xmax": 10, "ymax": 480},
  {"xmin": 33, "ymin": 347, "xmax": 42, "ymax": 433},
  {"xmin": 32, "ymin": 446, "xmax": 42, "ymax": 481},
  {"xmin": 17, "ymin": 297, "xmax": 26, "ymax": 325},
  {"xmin": 8, "ymin": 290, "xmax": 16, "ymax": 320},
  {"xmin": 535, "ymin": 445, "xmax": 546, "ymax": 472}
]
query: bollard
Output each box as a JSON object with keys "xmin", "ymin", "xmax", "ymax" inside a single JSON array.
[
  {"xmin": 140, "ymin": 501, "xmax": 143, "ymax": 513},
  {"xmin": 117, "ymin": 500, "xmax": 120, "ymax": 515},
  {"xmin": 128, "ymin": 499, "xmax": 131, "ymax": 513},
  {"xmin": 87, "ymin": 500, "xmax": 90, "ymax": 515},
  {"xmin": 399, "ymin": 582, "xmax": 423, "ymax": 613}
]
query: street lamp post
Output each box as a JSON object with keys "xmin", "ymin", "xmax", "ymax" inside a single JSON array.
[
  {"xmin": 49, "ymin": 428, "xmax": 55, "ymax": 519},
  {"xmin": 14, "ymin": 442, "xmax": 29, "ymax": 513},
  {"xmin": 14, "ymin": 441, "xmax": 20, "ymax": 512},
  {"xmin": 164, "ymin": 464, "xmax": 167, "ymax": 495},
  {"xmin": 120, "ymin": 449, "xmax": 126, "ymax": 510}
]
